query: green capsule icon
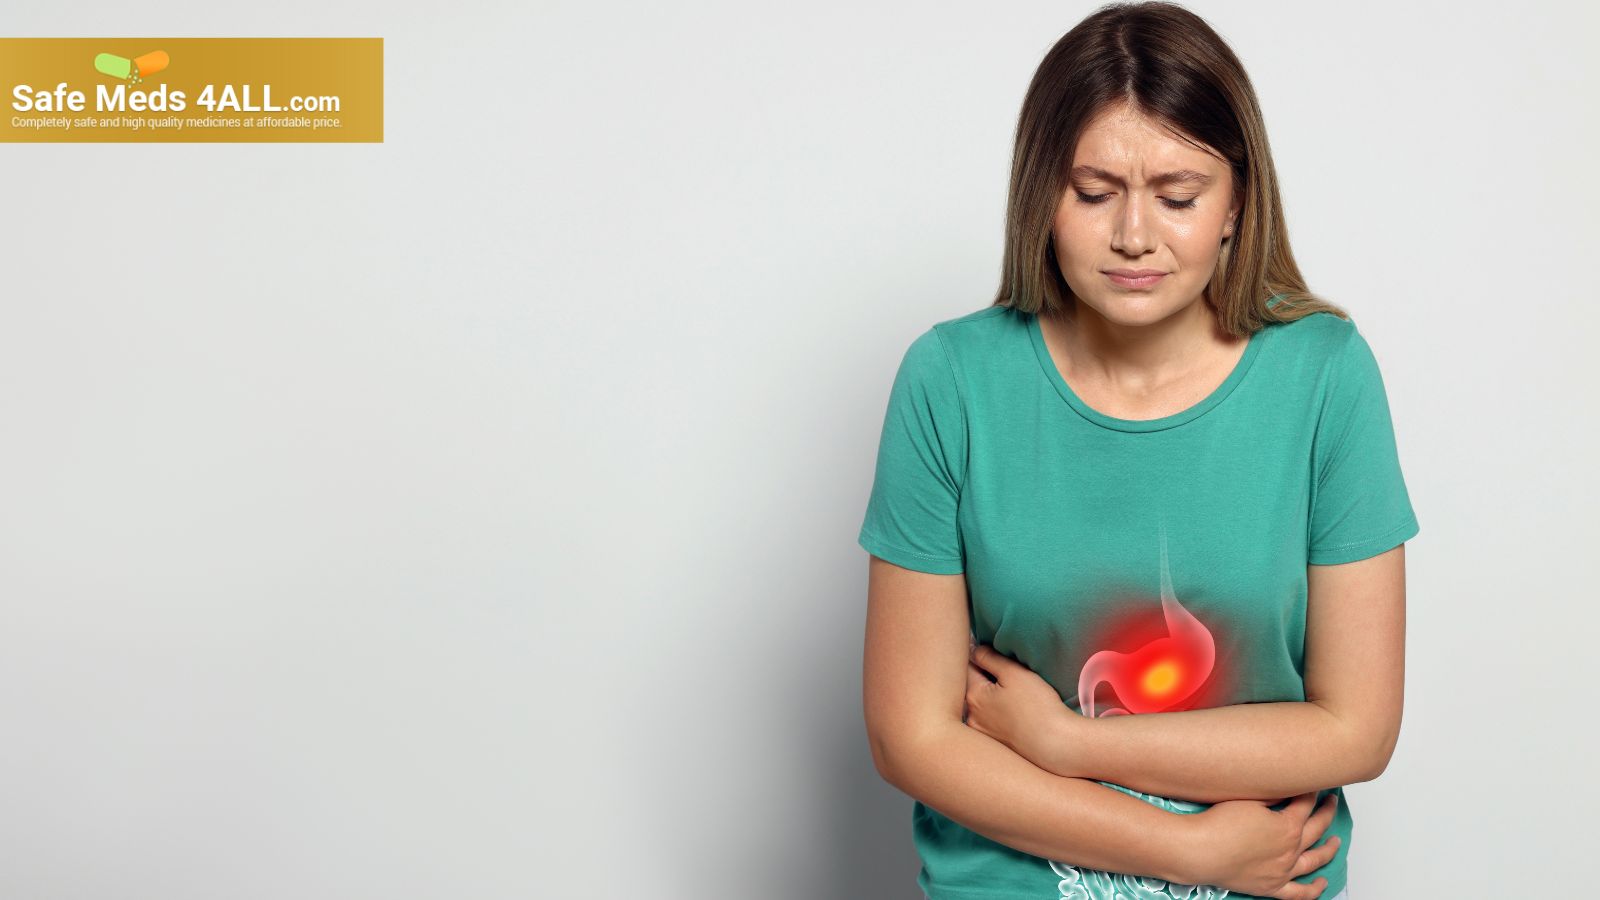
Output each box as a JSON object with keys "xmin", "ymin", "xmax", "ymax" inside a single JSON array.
[{"xmin": 94, "ymin": 53, "xmax": 133, "ymax": 80}]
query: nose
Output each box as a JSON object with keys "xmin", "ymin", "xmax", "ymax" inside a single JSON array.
[{"xmin": 1110, "ymin": 193, "xmax": 1155, "ymax": 257}]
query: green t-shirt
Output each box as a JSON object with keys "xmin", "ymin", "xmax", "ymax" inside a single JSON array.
[{"xmin": 857, "ymin": 302, "xmax": 1419, "ymax": 900}]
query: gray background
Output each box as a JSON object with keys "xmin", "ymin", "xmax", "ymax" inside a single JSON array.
[{"xmin": 2, "ymin": 2, "xmax": 1596, "ymax": 897}]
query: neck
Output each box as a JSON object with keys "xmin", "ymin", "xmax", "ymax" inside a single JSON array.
[{"xmin": 1045, "ymin": 297, "xmax": 1233, "ymax": 393}]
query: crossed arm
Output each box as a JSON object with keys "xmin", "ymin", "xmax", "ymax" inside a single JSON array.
[{"xmin": 969, "ymin": 545, "xmax": 1408, "ymax": 804}]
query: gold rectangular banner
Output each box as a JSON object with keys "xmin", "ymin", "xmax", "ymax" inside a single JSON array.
[{"xmin": 1, "ymin": 37, "xmax": 382, "ymax": 142}]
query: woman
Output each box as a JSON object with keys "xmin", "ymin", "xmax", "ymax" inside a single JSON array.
[{"xmin": 859, "ymin": 4, "xmax": 1416, "ymax": 899}]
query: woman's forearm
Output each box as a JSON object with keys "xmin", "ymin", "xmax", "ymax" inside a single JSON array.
[
  {"xmin": 1048, "ymin": 701, "xmax": 1372, "ymax": 803},
  {"xmin": 880, "ymin": 720, "xmax": 1208, "ymax": 887}
]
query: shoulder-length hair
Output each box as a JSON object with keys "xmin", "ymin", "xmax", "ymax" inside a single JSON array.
[{"xmin": 994, "ymin": 0, "xmax": 1347, "ymax": 334}]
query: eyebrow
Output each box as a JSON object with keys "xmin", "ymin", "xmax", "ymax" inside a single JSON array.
[{"xmin": 1070, "ymin": 165, "xmax": 1213, "ymax": 187}]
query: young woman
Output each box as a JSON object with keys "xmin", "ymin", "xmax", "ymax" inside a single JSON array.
[{"xmin": 859, "ymin": 4, "xmax": 1416, "ymax": 899}]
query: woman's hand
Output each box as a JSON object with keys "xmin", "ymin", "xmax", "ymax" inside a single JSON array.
[
  {"xmin": 1180, "ymin": 791, "xmax": 1342, "ymax": 899},
  {"xmin": 964, "ymin": 642, "xmax": 1087, "ymax": 776}
]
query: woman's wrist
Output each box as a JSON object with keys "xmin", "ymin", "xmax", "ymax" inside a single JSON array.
[
  {"xmin": 1165, "ymin": 808, "xmax": 1214, "ymax": 888},
  {"xmin": 1040, "ymin": 704, "xmax": 1096, "ymax": 778}
]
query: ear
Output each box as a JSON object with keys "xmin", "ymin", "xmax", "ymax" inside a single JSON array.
[{"xmin": 1223, "ymin": 191, "xmax": 1243, "ymax": 240}]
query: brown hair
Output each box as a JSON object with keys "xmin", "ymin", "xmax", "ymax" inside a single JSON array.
[{"xmin": 993, "ymin": 0, "xmax": 1347, "ymax": 334}]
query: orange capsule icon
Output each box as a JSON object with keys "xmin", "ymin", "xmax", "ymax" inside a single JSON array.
[{"xmin": 132, "ymin": 51, "xmax": 169, "ymax": 79}]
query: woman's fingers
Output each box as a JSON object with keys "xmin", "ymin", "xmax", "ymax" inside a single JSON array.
[
  {"xmin": 1268, "ymin": 875, "xmax": 1328, "ymax": 899},
  {"xmin": 1299, "ymin": 793, "xmax": 1339, "ymax": 849},
  {"xmin": 964, "ymin": 661, "xmax": 997, "ymax": 714},
  {"xmin": 1268, "ymin": 794, "xmax": 1340, "ymax": 898},
  {"xmin": 1285, "ymin": 790, "xmax": 1318, "ymax": 816},
  {"xmin": 1254, "ymin": 792, "xmax": 1336, "ymax": 898},
  {"xmin": 961, "ymin": 663, "xmax": 988, "ymax": 724},
  {"xmin": 969, "ymin": 644, "xmax": 1007, "ymax": 684},
  {"xmin": 1292, "ymin": 834, "xmax": 1341, "ymax": 879}
]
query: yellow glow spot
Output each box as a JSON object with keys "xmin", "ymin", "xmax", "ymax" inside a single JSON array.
[{"xmin": 1141, "ymin": 660, "xmax": 1181, "ymax": 696}]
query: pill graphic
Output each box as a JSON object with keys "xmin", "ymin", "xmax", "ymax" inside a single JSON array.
[
  {"xmin": 93, "ymin": 50, "xmax": 170, "ymax": 84},
  {"xmin": 93, "ymin": 53, "xmax": 132, "ymax": 79},
  {"xmin": 133, "ymin": 51, "xmax": 169, "ymax": 79}
]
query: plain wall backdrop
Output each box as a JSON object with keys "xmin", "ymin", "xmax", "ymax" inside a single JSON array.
[{"xmin": 2, "ymin": 1, "xmax": 1596, "ymax": 897}]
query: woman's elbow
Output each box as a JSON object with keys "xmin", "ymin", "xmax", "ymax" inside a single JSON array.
[
  {"xmin": 866, "ymin": 716, "xmax": 958, "ymax": 791},
  {"xmin": 1353, "ymin": 721, "xmax": 1401, "ymax": 783}
]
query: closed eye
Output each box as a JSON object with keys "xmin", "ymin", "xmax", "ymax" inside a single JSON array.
[{"xmin": 1075, "ymin": 191, "xmax": 1198, "ymax": 210}]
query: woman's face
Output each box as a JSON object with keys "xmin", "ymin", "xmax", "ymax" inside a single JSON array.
[{"xmin": 1051, "ymin": 103, "xmax": 1241, "ymax": 327}]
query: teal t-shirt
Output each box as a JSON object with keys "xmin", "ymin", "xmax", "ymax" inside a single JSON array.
[{"xmin": 857, "ymin": 303, "xmax": 1419, "ymax": 900}]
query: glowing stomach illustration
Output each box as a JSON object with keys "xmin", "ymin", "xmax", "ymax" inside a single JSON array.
[
  {"xmin": 1076, "ymin": 520, "xmax": 1216, "ymax": 719},
  {"xmin": 1049, "ymin": 520, "xmax": 1232, "ymax": 899}
]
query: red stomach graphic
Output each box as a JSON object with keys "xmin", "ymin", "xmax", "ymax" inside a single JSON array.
[{"xmin": 1077, "ymin": 520, "xmax": 1218, "ymax": 718}]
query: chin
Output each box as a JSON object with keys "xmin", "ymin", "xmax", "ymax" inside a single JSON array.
[
  {"xmin": 1085, "ymin": 295, "xmax": 1174, "ymax": 323},
  {"xmin": 1093, "ymin": 281, "xmax": 1202, "ymax": 316}
]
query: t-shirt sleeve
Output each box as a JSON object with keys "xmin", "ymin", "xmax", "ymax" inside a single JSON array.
[
  {"xmin": 1306, "ymin": 325, "xmax": 1421, "ymax": 565},
  {"xmin": 857, "ymin": 327, "xmax": 967, "ymax": 575}
]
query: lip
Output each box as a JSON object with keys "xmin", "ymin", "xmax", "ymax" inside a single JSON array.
[{"xmin": 1104, "ymin": 269, "xmax": 1167, "ymax": 289}]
